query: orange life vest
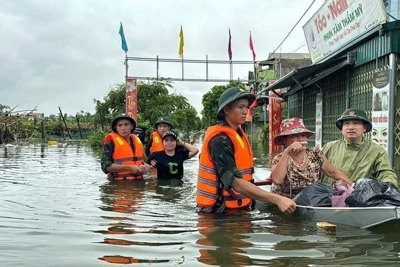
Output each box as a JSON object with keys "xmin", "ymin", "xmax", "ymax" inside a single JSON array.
[
  {"xmin": 149, "ymin": 131, "xmax": 164, "ymax": 154},
  {"xmin": 107, "ymin": 132, "xmax": 144, "ymax": 180},
  {"xmin": 197, "ymin": 125, "xmax": 254, "ymax": 210}
]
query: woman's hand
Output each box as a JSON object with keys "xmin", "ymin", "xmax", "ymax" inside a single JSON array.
[
  {"xmin": 189, "ymin": 133, "xmax": 195, "ymax": 144},
  {"xmin": 285, "ymin": 141, "xmax": 307, "ymax": 156},
  {"xmin": 150, "ymin": 159, "xmax": 157, "ymax": 168}
]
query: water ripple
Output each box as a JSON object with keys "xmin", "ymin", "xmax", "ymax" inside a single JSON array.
[{"xmin": 1, "ymin": 144, "xmax": 400, "ymax": 266}]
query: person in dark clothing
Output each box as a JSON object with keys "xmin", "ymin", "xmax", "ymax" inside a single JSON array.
[{"xmin": 147, "ymin": 131, "xmax": 198, "ymax": 179}]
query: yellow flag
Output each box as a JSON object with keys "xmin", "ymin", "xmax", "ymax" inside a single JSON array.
[{"xmin": 178, "ymin": 26, "xmax": 184, "ymax": 57}]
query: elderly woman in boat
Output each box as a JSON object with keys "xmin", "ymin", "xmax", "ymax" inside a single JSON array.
[{"xmin": 270, "ymin": 117, "xmax": 353, "ymax": 198}]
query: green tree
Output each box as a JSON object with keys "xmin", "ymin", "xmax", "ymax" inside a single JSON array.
[
  {"xmin": 201, "ymin": 81, "xmax": 245, "ymax": 128},
  {"xmin": 170, "ymin": 106, "xmax": 201, "ymax": 134},
  {"xmin": 93, "ymin": 80, "xmax": 201, "ymax": 136},
  {"xmin": 93, "ymin": 84, "xmax": 126, "ymax": 131}
]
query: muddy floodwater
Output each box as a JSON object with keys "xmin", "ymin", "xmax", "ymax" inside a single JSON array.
[{"xmin": 1, "ymin": 142, "xmax": 399, "ymax": 266}]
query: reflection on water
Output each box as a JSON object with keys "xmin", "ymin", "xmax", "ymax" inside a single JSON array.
[
  {"xmin": 196, "ymin": 211, "xmax": 255, "ymax": 266},
  {"xmin": 0, "ymin": 143, "xmax": 399, "ymax": 266}
]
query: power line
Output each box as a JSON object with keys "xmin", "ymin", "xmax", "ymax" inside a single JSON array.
[
  {"xmin": 271, "ymin": 0, "xmax": 316, "ymax": 55},
  {"xmin": 291, "ymin": 41, "xmax": 307, "ymax": 53}
]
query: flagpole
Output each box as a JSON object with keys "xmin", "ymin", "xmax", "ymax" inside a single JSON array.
[
  {"xmin": 119, "ymin": 21, "xmax": 129, "ymax": 103},
  {"xmin": 178, "ymin": 25, "xmax": 184, "ymax": 79},
  {"xmin": 230, "ymin": 61, "xmax": 233, "ymax": 81},
  {"xmin": 156, "ymin": 55, "xmax": 159, "ymax": 80},
  {"xmin": 228, "ymin": 28, "xmax": 233, "ymax": 80},
  {"xmin": 124, "ymin": 53, "xmax": 129, "ymax": 115},
  {"xmin": 125, "ymin": 53, "xmax": 128, "ymax": 79},
  {"xmin": 253, "ymin": 61, "xmax": 257, "ymax": 92},
  {"xmin": 206, "ymin": 54, "xmax": 209, "ymax": 81},
  {"xmin": 249, "ymin": 31, "xmax": 257, "ymax": 90},
  {"xmin": 181, "ymin": 55, "xmax": 184, "ymax": 81}
]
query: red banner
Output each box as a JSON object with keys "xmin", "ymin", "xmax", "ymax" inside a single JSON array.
[
  {"xmin": 268, "ymin": 88, "xmax": 282, "ymax": 162},
  {"xmin": 125, "ymin": 77, "xmax": 138, "ymax": 122}
]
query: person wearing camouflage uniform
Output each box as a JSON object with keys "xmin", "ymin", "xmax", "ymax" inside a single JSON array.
[
  {"xmin": 196, "ymin": 87, "xmax": 296, "ymax": 214},
  {"xmin": 321, "ymin": 108, "xmax": 398, "ymax": 187}
]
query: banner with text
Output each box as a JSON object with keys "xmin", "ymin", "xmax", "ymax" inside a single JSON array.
[
  {"xmin": 303, "ymin": 0, "xmax": 386, "ymax": 63},
  {"xmin": 371, "ymin": 70, "xmax": 390, "ymax": 151},
  {"xmin": 126, "ymin": 77, "xmax": 138, "ymax": 122},
  {"xmin": 269, "ymin": 89, "xmax": 282, "ymax": 162}
]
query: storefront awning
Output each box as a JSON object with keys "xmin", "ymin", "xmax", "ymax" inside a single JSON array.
[{"xmin": 259, "ymin": 52, "xmax": 356, "ymax": 97}]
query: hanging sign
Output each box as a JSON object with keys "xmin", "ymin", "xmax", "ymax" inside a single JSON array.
[
  {"xmin": 303, "ymin": 0, "xmax": 386, "ymax": 63},
  {"xmin": 126, "ymin": 77, "xmax": 138, "ymax": 122},
  {"xmin": 371, "ymin": 70, "xmax": 390, "ymax": 151},
  {"xmin": 269, "ymin": 88, "xmax": 282, "ymax": 161}
]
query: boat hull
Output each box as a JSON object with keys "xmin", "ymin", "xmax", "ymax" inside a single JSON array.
[{"xmin": 296, "ymin": 205, "xmax": 400, "ymax": 228}]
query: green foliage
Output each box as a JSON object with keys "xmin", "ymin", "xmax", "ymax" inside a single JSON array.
[
  {"xmin": 6, "ymin": 119, "xmax": 38, "ymax": 141},
  {"xmin": 86, "ymin": 129, "xmax": 106, "ymax": 147},
  {"xmin": 170, "ymin": 106, "xmax": 201, "ymax": 134},
  {"xmin": 259, "ymin": 123, "xmax": 269, "ymax": 143},
  {"xmin": 93, "ymin": 83, "xmax": 126, "ymax": 131},
  {"xmin": 137, "ymin": 81, "xmax": 171, "ymax": 123},
  {"xmin": 93, "ymin": 80, "xmax": 201, "ymax": 136},
  {"xmin": 0, "ymin": 106, "xmax": 97, "ymax": 143},
  {"xmin": 201, "ymin": 81, "xmax": 246, "ymax": 128}
]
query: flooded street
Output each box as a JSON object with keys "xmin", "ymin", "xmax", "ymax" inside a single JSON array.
[{"xmin": 0, "ymin": 142, "xmax": 399, "ymax": 266}]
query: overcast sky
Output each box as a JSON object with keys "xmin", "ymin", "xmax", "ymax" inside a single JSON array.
[{"xmin": 1, "ymin": 0, "xmax": 325, "ymax": 116}]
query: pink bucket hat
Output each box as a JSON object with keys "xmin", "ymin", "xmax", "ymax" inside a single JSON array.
[{"xmin": 274, "ymin": 117, "xmax": 315, "ymax": 145}]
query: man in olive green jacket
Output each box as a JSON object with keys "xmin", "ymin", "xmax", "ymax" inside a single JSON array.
[{"xmin": 321, "ymin": 108, "xmax": 398, "ymax": 187}]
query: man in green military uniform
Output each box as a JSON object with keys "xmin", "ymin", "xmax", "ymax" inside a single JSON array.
[
  {"xmin": 321, "ymin": 108, "xmax": 398, "ymax": 187},
  {"xmin": 196, "ymin": 87, "xmax": 296, "ymax": 214}
]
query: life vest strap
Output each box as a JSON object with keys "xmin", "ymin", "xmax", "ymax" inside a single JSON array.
[
  {"xmin": 198, "ymin": 176, "xmax": 219, "ymax": 187},
  {"xmin": 197, "ymin": 189, "xmax": 219, "ymax": 200},
  {"xmin": 199, "ymin": 164, "xmax": 216, "ymax": 174},
  {"xmin": 114, "ymin": 156, "xmax": 143, "ymax": 164}
]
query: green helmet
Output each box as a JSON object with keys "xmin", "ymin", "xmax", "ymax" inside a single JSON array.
[
  {"xmin": 111, "ymin": 114, "xmax": 136, "ymax": 133},
  {"xmin": 162, "ymin": 131, "xmax": 178, "ymax": 140},
  {"xmin": 336, "ymin": 108, "xmax": 372, "ymax": 133},
  {"xmin": 216, "ymin": 87, "xmax": 256, "ymax": 120},
  {"xmin": 154, "ymin": 117, "xmax": 173, "ymax": 129}
]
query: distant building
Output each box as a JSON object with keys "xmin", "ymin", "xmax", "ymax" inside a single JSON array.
[{"xmin": 268, "ymin": 53, "xmax": 312, "ymax": 80}]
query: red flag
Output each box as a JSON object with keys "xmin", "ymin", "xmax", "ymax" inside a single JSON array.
[
  {"xmin": 245, "ymin": 99, "xmax": 257, "ymax": 122},
  {"xmin": 228, "ymin": 29, "xmax": 232, "ymax": 61},
  {"xmin": 249, "ymin": 31, "xmax": 256, "ymax": 61}
]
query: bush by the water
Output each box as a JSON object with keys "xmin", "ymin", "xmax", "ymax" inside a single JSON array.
[{"xmin": 86, "ymin": 130, "xmax": 106, "ymax": 147}]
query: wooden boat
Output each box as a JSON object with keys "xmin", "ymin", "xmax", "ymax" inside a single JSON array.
[{"xmin": 296, "ymin": 205, "xmax": 400, "ymax": 228}]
